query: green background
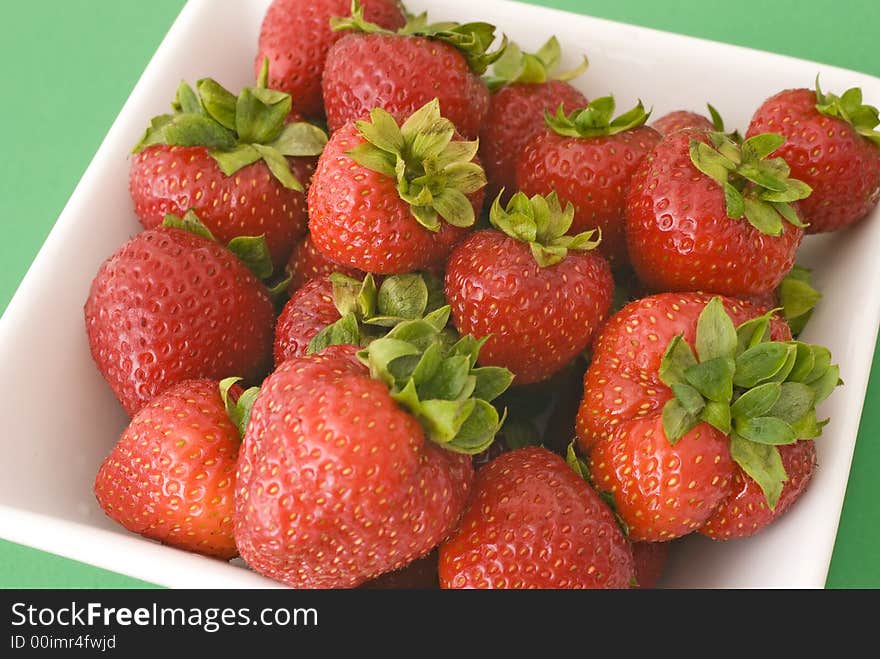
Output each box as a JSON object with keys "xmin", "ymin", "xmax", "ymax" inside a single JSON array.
[{"xmin": 0, "ymin": 0, "xmax": 878, "ymax": 588}]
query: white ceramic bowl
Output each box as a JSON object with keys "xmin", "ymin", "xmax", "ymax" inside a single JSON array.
[{"xmin": 0, "ymin": 0, "xmax": 878, "ymax": 588}]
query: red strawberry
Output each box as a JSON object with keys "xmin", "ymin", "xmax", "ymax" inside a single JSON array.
[
  {"xmin": 517, "ymin": 97, "xmax": 661, "ymax": 265},
  {"xmin": 652, "ymin": 110, "xmax": 714, "ymax": 136},
  {"xmin": 445, "ymin": 191, "xmax": 612, "ymax": 385},
  {"xmin": 577, "ymin": 293, "xmax": 839, "ymax": 541},
  {"xmin": 274, "ymin": 277, "xmax": 340, "ymax": 365},
  {"xmin": 480, "ymin": 37, "xmax": 588, "ymax": 203},
  {"xmin": 631, "ymin": 541, "xmax": 669, "ymax": 589},
  {"xmin": 746, "ymin": 83, "xmax": 880, "ymax": 233},
  {"xmin": 274, "ymin": 271, "xmax": 446, "ymax": 365},
  {"xmin": 700, "ymin": 439, "xmax": 816, "ymax": 539},
  {"xmin": 626, "ymin": 129, "xmax": 809, "ymax": 296},
  {"xmin": 255, "ymin": 0, "xmax": 406, "ymax": 119},
  {"xmin": 651, "ymin": 103, "xmax": 730, "ymax": 137},
  {"xmin": 322, "ymin": 3, "xmax": 504, "ymax": 138},
  {"xmin": 85, "ymin": 226, "xmax": 275, "ymax": 416},
  {"xmin": 438, "ymin": 446, "xmax": 635, "ymax": 589},
  {"xmin": 286, "ymin": 233, "xmax": 363, "ymax": 292},
  {"xmin": 94, "ymin": 378, "xmax": 252, "ymax": 559},
  {"xmin": 234, "ymin": 316, "xmax": 512, "ymax": 588},
  {"xmin": 130, "ymin": 73, "xmax": 327, "ymax": 268},
  {"xmin": 308, "ymin": 100, "xmax": 486, "ymax": 274}
]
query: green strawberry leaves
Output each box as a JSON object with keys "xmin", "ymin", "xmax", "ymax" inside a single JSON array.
[
  {"xmin": 815, "ymin": 76, "xmax": 880, "ymax": 148},
  {"xmin": 358, "ymin": 314, "xmax": 513, "ymax": 454},
  {"xmin": 219, "ymin": 377, "xmax": 260, "ymax": 439},
  {"xmin": 162, "ymin": 211, "xmax": 276, "ymax": 284},
  {"xmin": 545, "ymin": 95, "xmax": 650, "ymax": 138},
  {"xmin": 484, "ymin": 36, "xmax": 588, "ymax": 91},
  {"xmin": 689, "ymin": 131, "xmax": 812, "ymax": 235},
  {"xmin": 307, "ymin": 271, "xmax": 450, "ymax": 355},
  {"xmin": 133, "ymin": 60, "xmax": 328, "ymax": 191},
  {"xmin": 488, "ymin": 191, "xmax": 600, "ymax": 266},
  {"xmin": 347, "ymin": 99, "xmax": 487, "ymax": 231},
  {"xmin": 332, "ymin": 0, "xmax": 506, "ymax": 74},
  {"xmin": 778, "ymin": 265, "xmax": 821, "ymax": 337},
  {"xmin": 658, "ymin": 297, "xmax": 841, "ymax": 508}
]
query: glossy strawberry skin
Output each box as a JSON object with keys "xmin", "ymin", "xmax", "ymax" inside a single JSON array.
[
  {"xmin": 589, "ymin": 415, "xmax": 735, "ymax": 541},
  {"xmin": 517, "ymin": 126, "xmax": 661, "ymax": 265},
  {"xmin": 626, "ymin": 129, "xmax": 803, "ymax": 297},
  {"xmin": 287, "ymin": 233, "xmax": 363, "ymax": 292},
  {"xmin": 480, "ymin": 81, "xmax": 587, "ymax": 203},
  {"xmin": 700, "ymin": 440, "xmax": 816, "ymax": 539},
  {"xmin": 129, "ymin": 145, "xmax": 315, "ymax": 268},
  {"xmin": 438, "ymin": 447, "xmax": 635, "ymax": 589},
  {"xmin": 255, "ymin": 0, "xmax": 406, "ymax": 119},
  {"xmin": 651, "ymin": 110, "xmax": 714, "ymax": 136},
  {"xmin": 322, "ymin": 32, "xmax": 491, "ymax": 139},
  {"xmin": 308, "ymin": 122, "xmax": 480, "ymax": 274},
  {"xmin": 94, "ymin": 380, "xmax": 240, "ymax": 559},
  {"xmin": 577, "ymin": 293, "xmax": 792, "ymax": 541},
  {"xmin": 274, "ymin": 276, "xmax": 340, "ymax": 366},
  {"xmin": 234, "ymin": 346, "xmax": 474, "ymax": 589},
  {"xmin": 747, "ymin": 88, "xmax": 880, "ymax": 233},
  {"xmin": 85, "ymin": 227, "xmax": 275, "ymax": 416},
  {"xmin": 445, "ymin": 230, "xmax": 613, "ymax": 385}
]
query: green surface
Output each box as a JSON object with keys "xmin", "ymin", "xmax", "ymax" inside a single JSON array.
[{"xmin": 0, "ymin": 0, "xmax": 877, "ymax": 588}]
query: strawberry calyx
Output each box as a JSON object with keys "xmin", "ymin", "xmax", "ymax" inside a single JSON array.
[
  {"xmin": 544, "ymin": 95, "xmax": 650, "ymax": 138},
  {"xmin": 484, "ymin": 36, "xmax": 588, "ymax": 91},
  {"xmin": 307, "ymin": 271, "xmax": 448, "ymax": 353},
  {"xmin": 132, "ymin": 60, "xmax": 328, "ymax": 191},
  {"xmin": 331, "ymin": 1, "xmax": 506, "ymax": 74},
  {"xmin": 347, "ymin": 99, "xmax": 487, "ymax": 231},
  {"xmin": 219, "ymin": 377, "xmax": 260, "ymax": 438},
  {"xmin": 358, "ymin": 309, "xmax": 514, "ymax": 454},
  {"xmin": 162, "ymin": 211, "xmax": 277, "ymax": 282},
  {"xmin": 705, "ymin": 103, "xmax": 743, "ymax": 143},
  {"xmin": 778, "ymin": 265, "xmax": 821, "ymax": 337},
  {"xmin": 815, "ymin": 76, "xmax": 880, "ymax": 148},
  {"xmin": 658, "ymin": 297, "xmax": 841, "ymax": 508},
  {"xmin": 489, "ymin": 191, "xmax": 601, "ymax": 267},
  {"xmin": 689, "ymin": 131, "xmax": 813, "ymax": 235}
]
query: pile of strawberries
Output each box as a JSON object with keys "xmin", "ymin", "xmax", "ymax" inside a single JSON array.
[{"xmin": 84, "ymin": 0, "xmax": 879, "ymax": 589}]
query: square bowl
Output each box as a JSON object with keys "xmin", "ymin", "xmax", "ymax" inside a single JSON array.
[{"xmin": 1, "ymin": 0, "xmax": 878, "ymax": 589}]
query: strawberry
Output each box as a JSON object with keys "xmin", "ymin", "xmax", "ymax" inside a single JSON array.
[
  {"xmin": 445, "ymin": 191, "xmax": 612, "ymax": 385},
  {"xmin": 322, "ymin": 2, "xmax": 505, "ymax": 138},
  {"xmin": 517, "ymin": 97, "xmax": 661, "ymax": 265},
  {"xmin": 274, "ymin": 271, "xmax": 447, "ymax": 365},
  {"xmin": 626, "ymin": 129, "xmax": 810, "ymax": 296},
  {"xmin": 84, "ymin": 224, "xmax": 275, "ymax": 416},
  {"xmin": 699, "ymin": 439, "xmax": 816, "ymax": 539},
  {"xmin": 130, "ymin": 66, "xmax": 328, "ymax": 267},
  {"xmin": 255, "ymin": 0, "xmax": 406, "ymax": 119},
  {"xmin": 234, "ymin": 314, "xmax": 513, "ymax": 588},
  {"xmin": 577, "ymin": 293, "xmax": 840, "ymax": 541},
  {"xmin": 308, "ymin": 99, "xmax": 486, "ymax": 274},
  {"xmin": 480, "ymin": 37, "xmax": 588, "ymax": 203},
  {"xmin": 94, "ymin": 378, "xmax": 256, "ymax": 559},
  {"xmin": 438, "ymin": 446, "xmax": 635, "ymax": 589},
  {"xmin": 651, "ymin": 103, "xmax": 730, "ymax": 137},
  {"xmin": 286, "ymin": 233, "xmax": 363, "ymax": 292},
  {"xmin": 631, "ymin": 541, "xmax": 669, "ymax": 589},
  {"xmin": 746, "ymin": 81, "xmax": 880, "ymax": 233}
]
